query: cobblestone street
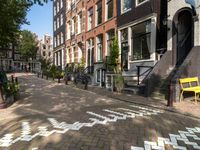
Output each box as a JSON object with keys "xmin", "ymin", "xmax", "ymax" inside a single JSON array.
[{"xmin": 0, "ymin": 73, "xmax": 200, "ymax": 150}]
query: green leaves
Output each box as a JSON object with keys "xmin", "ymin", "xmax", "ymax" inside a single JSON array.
[
  {"xmin": 0, "ymin": 0, "xmax": 29, "ymax": 48},
  {"xmin": 0, "ymin": 0, "xmax": 52, "ymax": 49},
  {"xmin": 107, "ymin": 37, "xmax": 120, "ymax": 73},
  {"xmin": 19, "ymin": 30, "xmax": 38, "ymax": 60}
]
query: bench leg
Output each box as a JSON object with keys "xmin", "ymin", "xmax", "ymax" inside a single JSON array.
[
  {"xmin": 194, "ymin": 92, "xmax": 197, "ymax": 104},
  {"xmin": 179, "ymin": 91, "xmax": 184, "ymax": 102}
]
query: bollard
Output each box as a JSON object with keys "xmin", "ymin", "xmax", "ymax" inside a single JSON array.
[
  {"xmin": 167, "ymin": 82, "xmax": 174, "ymax": 107},
  {"xmin": 11, "ymin": 75, "xmax": 14, "ymax": 83},
  {"xmin": 15, "ymin": 77, "xmax": 18, "ymax": 84}
]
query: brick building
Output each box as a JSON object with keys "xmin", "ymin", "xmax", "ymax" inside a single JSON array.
[
  {"xmin": 64, "ymin": 0, "xmax": 117, "ymax": 86},
  {"xmin": 65, "ymin": 0, "xmax": 85, "ymax": 65},
  {"xmin": 53, "ymin": 0, "xmax": 66, "ymax": 69}
]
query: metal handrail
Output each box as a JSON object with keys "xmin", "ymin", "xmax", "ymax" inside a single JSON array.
[{"xmin": 136, "ymin": 65, "xmax": 153, "ymax": 85}]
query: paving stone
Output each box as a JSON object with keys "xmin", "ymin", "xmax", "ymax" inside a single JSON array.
[{"xmin": 0, "ymin": 74, "xmax": 200, "ymax": 150}]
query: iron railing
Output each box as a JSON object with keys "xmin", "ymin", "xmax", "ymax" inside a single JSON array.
[{"xmin": 136, "ymin": 65, "xmax": 153, "ymax": 85}]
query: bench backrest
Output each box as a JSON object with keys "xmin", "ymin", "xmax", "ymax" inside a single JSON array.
[{"xmin": 179, "ymin": 77, "xmax": 199, "ymax": 89}]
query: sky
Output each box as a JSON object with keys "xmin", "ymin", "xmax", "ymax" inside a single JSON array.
[{"xmin": 22, "ymin": 2, "xmax": 53, "ymax": 40}]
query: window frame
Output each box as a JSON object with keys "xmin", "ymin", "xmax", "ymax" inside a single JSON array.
[
  {"xmin": 136, "ymin": 0, "xmax": 149, "ymax": 7},
  {"xmin": 106, "ymin": 29, "xmax": 115, "ymax": 56},
  {"xmin": 106, "ymin": 0, "xmax": 114, "ymax": 20},
  {"xmin": 121, "ymin": 0, "xmax": 132, "ymax": 14},
  {"xmin": 78, "ymin": 12, "xmax": 82, "ymax": 34},
  {"xmin": 96, "ymin": 34, "xmax": 103, "ymax": 62},
  {"xmin": 96, "ymin": 1, "xmax": 102, "ymax": 26},
  {"xmin": 88, "ymin": 7, "xmax": 93, "ymax": 31},
  {"xmin": 71, "ymin": 17, "xmax": 76, "ymax": 35}
]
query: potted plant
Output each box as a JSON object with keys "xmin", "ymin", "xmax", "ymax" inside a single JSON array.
[{"xmin": 56, "ymin": 69, "xmax": 64, "ymax": 83}]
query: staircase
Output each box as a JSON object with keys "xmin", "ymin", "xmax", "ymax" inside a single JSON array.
[{"xmin": 122, "ymin": 66, "xmax": 153, "ymax": 95}]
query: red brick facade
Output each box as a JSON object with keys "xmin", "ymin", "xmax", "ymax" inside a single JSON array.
[{"xmin": 65, "ymin": 0, "xmax": 117, "ymax": 67}]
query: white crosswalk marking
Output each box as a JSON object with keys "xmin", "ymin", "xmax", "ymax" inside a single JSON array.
[
  {"xmin": 0, "ymin": 105, "xmax": 163, "ymax": 148},
  {"xmin": 131, "ymin": 127, "xmax": 200, "ymax": 150}
]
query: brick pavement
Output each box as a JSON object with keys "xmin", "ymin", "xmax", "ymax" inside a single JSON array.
[{"xmin": 0, "ymin": 73, "xmax": 199, "ymax": 150}]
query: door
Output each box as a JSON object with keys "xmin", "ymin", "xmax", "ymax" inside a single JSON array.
[
  {"xmin": 121, "ymin": 42, "xmax": 129, "ymax": 71},
  {"xmin": 176, "ymin": 10, "xmax": 193, "ymax": 66}
]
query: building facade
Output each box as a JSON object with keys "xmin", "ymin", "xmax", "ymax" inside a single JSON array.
[
  {"xmin": 64, "ymin": 0, "xmax": 117, "ymax": 86},
  {"xmin": 117, "ymin": 0, "xmax": 167, "ymax": 76},
  {"xmin": 0, "ymin": 32, "xmax": 41, "ymax": 72},
  {"xmin": 38, "ymin": 34, "xmax": 53, "ymax": 61},
  {"xmin": 53, "ymin": 0, "xmax": 66, "ymax": 69},
  {"xmin": 85, "ymin": 0, "xmax": 117, "ymax": 85},
  {"xmin": 65, "ymin": 0, "xmax": 85, "ymax": 65}
]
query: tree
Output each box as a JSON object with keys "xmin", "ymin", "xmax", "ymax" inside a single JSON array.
[
  {"xmin": 0, "ymin": 0, "xmax": 52, "ymax": 49},
  {"xmin": 39, "ymin": 57, "xmax": 52, "ymax": 73},
  {"xmin": 108, "ymin": 37, "xmax": 119, "ymax": 73},
  {"xmin": 19, "ymin": 30, "xmax": 38, "ymax": 60}
]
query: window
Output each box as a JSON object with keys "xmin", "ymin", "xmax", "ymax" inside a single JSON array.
[
  {"xmin": 60, "ymin": 14, "xmax": 63, "ymax": 26},
  {"xmin": 121, "ymin": 28, "xmax": 129, "ymax": 70},
  {"xmin": 43, "ymin": 51, "xmax": 46, "ymax": 56},
  {"xmin": 67, "ymin": 21, "xmax": 71, "ymax": 39},
  {"xmin": 72, "ymin": 47, "xmax": 75, "ymax": 62},
  {"xmin": 136, "ymin": 0, "xmax": 149, "ymax": 6},
  {"xmin": 131, "ymin": 20, "xmax": 151, "ymax": 60},
  {"xmin": 87, "ymin": 38, "xmax": 94, "ymax": 67},
  {"xmin": 88, "ymin": 8, "xmax": 93, "ymax": 31},
  {"xmin": 54, "ymin": 37, "xmax": 57, "ymax": 47},
  {"xmin": 71, "ymin": 0, "xmax": 75, "ymax": 10},
  {"xmin": 67, "ymin": 0, "xmax": 71, "ymax": 10},
  {"xmin": 121, "ymin": 0, "xmax": 132, "ymax": 13},
  {"xmin": 106, "ymin": 29, "xmax": 115, "ymax": 56},
  {"xmin": 57, "ymin": 34, "xmax": 60, "ymax": 46},
  {"xmin": 71, "ymin": 17, "xmax": 76, "ymax": 35},
  {"xmin": 96, "ymin": 69, "xmax": 100, "ymax": 82},
  {"xmin": 57, "ymin": 18, "xmax": 59, "ymax": 28},
  {"xmin": 57, "ymin": 1, "xmax": 59, "ymax": 13},
  {"xmin": 96, "ymin": 1, "xmax": 102, "ymax": 25},
  {"xmin": 54, "ymin": 21, "xmax": 56, "ymax": 31},
  {"xmin": 106, "ymin": 0, "xmax": 113, "ymax": 20},
  {"xmin": 78, "ymin": 12, "xmax": 82, "ymax": 34},
  {"xmin": 43, "ymin": 45, "xmax": 46, "ymax": 49},
  {"xmin": 49, "ymin": 52, "xmax": 51, "ymax": 57},
  {"xmin": 96, "ymin": 34, "xmax": 103, "ymax": 62},
  {"xmin": 61, "ymin": 32, "xmax": 64, "ymax": 44},
  {"xmin": 60, "ymin": 14, "xmax": 63, "ymax": 25},
  {"xmin": 60, "ymin": 0, "xmax": 63, "ymax": 8}
]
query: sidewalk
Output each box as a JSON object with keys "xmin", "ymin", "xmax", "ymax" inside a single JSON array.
[
  {"xmin": 75, "ymin": 84, "xmax": 200, "ymax": 120},
  {"xmin": 9, "ymin": 72, "xmax": 200, "ymax": 119}
]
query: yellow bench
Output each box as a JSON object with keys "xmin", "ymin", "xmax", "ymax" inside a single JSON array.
[{"xmin": 179, "ymin": 77, "xmax": 200, "ymax": 103}]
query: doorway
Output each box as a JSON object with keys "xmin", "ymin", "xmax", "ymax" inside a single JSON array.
[{"xmin": 175, "ymin": 9, "xmax": 193, "ymax": 66}]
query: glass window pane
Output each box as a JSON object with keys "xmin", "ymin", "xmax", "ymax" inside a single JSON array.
[
  {"xmin": 122, "ymin": 0, "xmax": 131, "ymax": 13},
  {"xmin": 132, "ymin": 21, "xmax": 151, "ymax": 60},
  {"xmin": 107, "ymin": 0, "xmax": 113, "ymax": 19}
]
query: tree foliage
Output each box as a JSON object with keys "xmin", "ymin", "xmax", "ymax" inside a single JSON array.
[
  {"xmin": 108, "ymin": 37, "xmax": 119, "ymax": 73},
  {"xmin": 39, "ymin": 57, "xmax": 52, "ymax": 72},
  {"xmin": 19, "ymin": 30, "xmax": 38, "ymax": 60},
  {"xmin": 0, "ymin": 0, "xmax": 52, "ymax": 49}
]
